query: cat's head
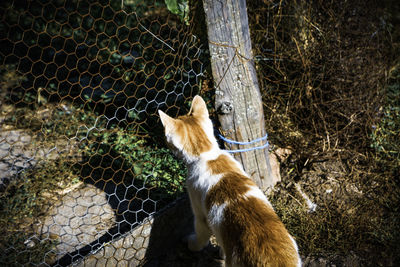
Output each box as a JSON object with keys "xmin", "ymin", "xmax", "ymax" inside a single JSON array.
[{"xmin": 158, "ymin": 95, "xmax": 217, "ymax": 162}]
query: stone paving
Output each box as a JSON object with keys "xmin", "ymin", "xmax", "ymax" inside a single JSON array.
[
  {"xmin": 0, "ymin": 115, "xmax": 117, "ymax": 263},
  {"xmin": 0, "ymin": 128, "xmax": 35, "ymax": 187},
  {"xmin": 37, "ymin": 183, "xmax": 116, "ymax": 260}
]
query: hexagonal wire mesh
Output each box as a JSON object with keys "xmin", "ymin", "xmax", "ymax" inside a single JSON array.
[{"xmin": 0, "ymin": 0, "xmax": 204, "ymax": 265}]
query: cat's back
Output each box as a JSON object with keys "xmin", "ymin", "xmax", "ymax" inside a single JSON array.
[{"xmin": 205, "ymin": 154, "xmax": 301, "ymax": 267}]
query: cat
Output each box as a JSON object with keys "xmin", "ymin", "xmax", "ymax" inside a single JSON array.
[{"xmin": 158, "ymin": 95, "xmax": 301, "ymax": 267}]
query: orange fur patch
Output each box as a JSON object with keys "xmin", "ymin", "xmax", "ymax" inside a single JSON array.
[
  {"xmin": 175, "ymin": 115, "xmax": 212, "ymax": 156},
  {"xmin": 205, "ymin": 172, "xmax": 255, "ymax": 211},
  {"xmin": 206, "ymin": 156, "xmax": 299, "ymax": 266},
  {"xmin": 207, "ymin": 154, "xmax": 242, "ymax": 175},
  {"xmin": 221, "ymin": 197, "xmax": 299, "ymax": 267}
]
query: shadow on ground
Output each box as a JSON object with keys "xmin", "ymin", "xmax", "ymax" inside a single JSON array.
[{"xmin": 142, "ymin": 198, "xmax": 223, "ymax": 267}]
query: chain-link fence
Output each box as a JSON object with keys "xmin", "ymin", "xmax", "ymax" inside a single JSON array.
[{"xmin": 0, "ymin": 0, "xmax": 204, "ymax": 265}]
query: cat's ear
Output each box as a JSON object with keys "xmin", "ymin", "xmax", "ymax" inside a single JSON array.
[
  {"xmin": 189, "ymin": 95, "xmax": 209, "ymax": 118},
  {"xmin": 158, "ymin": 110, "xmax": 176, "ymax": 133}
]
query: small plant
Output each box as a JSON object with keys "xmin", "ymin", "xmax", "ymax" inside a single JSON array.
[
  {"xmin": 370, "ymin": 105, "xmax": 400, "ymax": 159},
  {"xmin": 165, "ymin": 0, "xmax": 189, "ymax": 25},
  {"xmin": 81, "ymin": 128, "xmax": 186, "ymax": 204},
  {"xmin": 370, "ymin": 63, "xmax": 400, "ymax": 166}
]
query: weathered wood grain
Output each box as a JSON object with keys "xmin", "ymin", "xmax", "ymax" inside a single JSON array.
[{"xmin": 202, "ymin": 0, "xmax": 277, "ymax": 190}]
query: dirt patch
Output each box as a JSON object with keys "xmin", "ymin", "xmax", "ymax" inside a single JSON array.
[
  {"xmin": 268, "ymin": 150, "xmax": 400, "ymax": 266},
  {"xmin": 246, "ymin": 0, "xmax": 400, "ymax": 266}
]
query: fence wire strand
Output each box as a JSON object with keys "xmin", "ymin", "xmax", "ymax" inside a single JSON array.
[{"xmin": 0, "ymin": 0, "xmax": 203, "ymax": 266}]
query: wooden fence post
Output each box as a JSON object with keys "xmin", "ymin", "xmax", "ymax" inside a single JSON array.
[{"xmin": 202, "ymin": 0, "xmax": 277, "ymax": 190}]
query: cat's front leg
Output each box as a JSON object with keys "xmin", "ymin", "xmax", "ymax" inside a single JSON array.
[{"xmin": 187, "ymin": 215, "xmax": 211, "ymax": 251}]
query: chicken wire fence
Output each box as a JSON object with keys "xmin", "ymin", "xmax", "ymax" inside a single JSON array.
[{"xmin": 0, "ymin": 0, "xmax": 204, "ymax": 266}]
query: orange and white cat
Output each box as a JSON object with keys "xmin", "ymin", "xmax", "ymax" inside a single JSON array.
[{"xmin": 159, "ymin": 96, "xmax": 301, "ymax": 267}]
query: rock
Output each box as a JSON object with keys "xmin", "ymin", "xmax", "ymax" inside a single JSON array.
[
  {"xmin": 0, "ymin": 129, "xmax": 34, "ymax": 187},
  {"xmin": 76, "ymin": 198, "xmax": 194, "ymax": 266},
  {"xmin": 36, "ymin": 183, "xmax": 115, "ymax": 259}
]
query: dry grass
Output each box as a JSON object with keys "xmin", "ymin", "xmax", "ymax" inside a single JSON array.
[{"xmin": 248, "ymin": 0, "xmax": 400, "ymax": 265}]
